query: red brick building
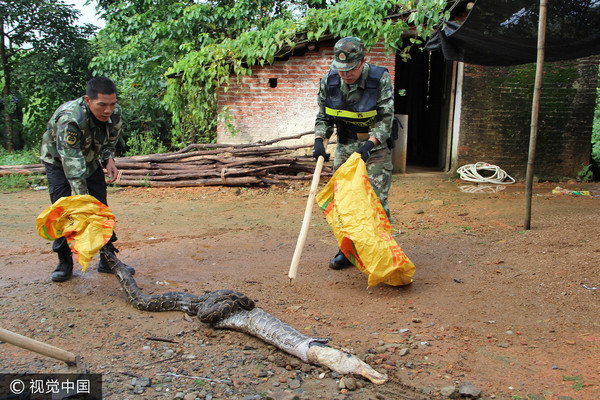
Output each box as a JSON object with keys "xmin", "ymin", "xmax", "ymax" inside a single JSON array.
[
  {"xmin": 216, "ymin": 39, "xmax": 396, "ymax": 147},
  {"xmin": 217, "ymin": 38, "xmax": 599, "ymax": 179}
]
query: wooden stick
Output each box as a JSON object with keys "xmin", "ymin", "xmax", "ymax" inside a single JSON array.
[
  {"xmin": 288, "ymin": 140, "xmax": 328, "ymax": 285},
  {"xmin": 0, "ymin": 327, "xmax": 78, "ymax": 365},
  {"xmin": 116, "ymin": 176, "xmax": 262, "ymax": 187},
  {"xmin": 174, "ymin": 130, "xmax": 314, "ymax": 154},
  {"xmin": 146, "ymin": 336, "xmax": 177, "ymax": 343},
  {"xmin": 157, "ymin": 372, "xmax": 232, "ymax": 384}
]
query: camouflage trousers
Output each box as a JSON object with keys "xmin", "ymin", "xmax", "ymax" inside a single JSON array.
[{"xmin": 333, "ymin": 140, "xmax": 393, "ymax": 218}]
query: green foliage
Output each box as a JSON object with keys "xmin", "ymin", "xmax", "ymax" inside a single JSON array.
[
  {"xmin": 89, "ymin": 0, "xmax": 183, "ymax": 151},
  {"xmin": 193, "ymin": 378, "xmax": 208, "ymax": 387},
  {"xmin": 17, "ymin": 39, "xmax": 97, "ymax": 148},
  {"xmin": 0, "ymin": 174, "xmax": 30, "ymax": 191},
  {"xmin": 92, "ymin": 0, "xmax": 303, "ymax": 148},
  {"xmin": 141, "ymin": 174, "xmax": 151, "ymax": 188},
  {"xmin": 577, "ymin": 164, "xmax": 593, "ymax": 182},
  {"xmin": 562, "ymin": 375, "xmax": 585, "ymax": 390},
  {"xmin": 166, "ymin": 0, "xmax": 447, "ymax": 144},
  {"xmin": 0, "ymin": 172, "xmax": 45, "ymax": 192},
  {"xmin": 0, "ymin": 146, "xmax": 40, "ymax": 165},
  {"xmin": 93, "ymin": 0, "xmax": 448, "ymax": 148},
  {"xmin": 0, "ymin": 147, "xmax": 48, "ymax": 192},
  {"xmin": 125, "ymin": 131, "xmax": 168, "ymax": 156},
  {"xmin": 0, "ymin": 0, "xmax": 98, "ymax": 150},
  {"xmin": 117, "ymin": 79, "xmax": 172, "ymax": 153}
]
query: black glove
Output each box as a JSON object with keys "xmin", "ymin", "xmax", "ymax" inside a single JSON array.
[
  {"xmin": 356, "ymin": 140, "xmax": 375, "ymax": 162},
  {"xmin": 312, "ymin": 138, "xmax": 330, "ymax": 161}
]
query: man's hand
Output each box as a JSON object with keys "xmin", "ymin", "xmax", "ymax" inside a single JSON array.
[
  {"xmin": 312, "ymin": 137, "xmax": 330, "ymax": 161},
  {"xmin": 356, "ymin": 140, "xmax": 375, "ymax": 162},
  {"xmin": 104, "ymin": 158, "xmax": 119, "ymax": 184}
]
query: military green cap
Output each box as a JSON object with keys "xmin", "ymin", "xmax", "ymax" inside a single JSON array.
[{"xmin": 331, "ymin": 37, "xmax": 365, "ymax": 72}]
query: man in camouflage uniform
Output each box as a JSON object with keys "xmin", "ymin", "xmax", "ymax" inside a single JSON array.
[
  {"xmin": 313, "ymin": 37, "xmax": 395, "ymax": 270},
  {"xmin": 40, "ymin": 77, "xmax": 135, "ymax": 282}
]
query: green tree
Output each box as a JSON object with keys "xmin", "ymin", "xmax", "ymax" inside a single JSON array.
[
  {"xmin": 92, "ymin": 0, "xmax": 311, "ymax": 149},
  {"xmin": 92, "ymin": 0, "xmax": 448, "ymax": 148},
  {"xmin": 0, "ymin": 0, "xmax": 97, "ymax": 151}
]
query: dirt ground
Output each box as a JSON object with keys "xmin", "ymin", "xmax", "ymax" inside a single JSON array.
[{"xmin": 1, "ymin": 173, "xmax": 599, "ymax": 400}]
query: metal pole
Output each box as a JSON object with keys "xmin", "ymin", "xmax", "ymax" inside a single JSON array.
[{"xmin": 524, "ymin": 0, "xmax": 548, "ymax": 230}]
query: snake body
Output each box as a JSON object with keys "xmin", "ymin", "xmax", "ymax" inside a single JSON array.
[{"xmin": 100, "ymin": 248, "xmax": 388, "ymax": 384}]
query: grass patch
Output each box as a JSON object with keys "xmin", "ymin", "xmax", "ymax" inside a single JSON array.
[
  {"xmin": 0, "ymin": 147, "xmax": 40, "ymax": 165},
  {"xmin": 0, "ymin": 174, "xmax": 31, "ymax": 191},
  {"xmin": 562, "ymin": 375, "xmax": 584, "ymax": 390},
  {"xmin": 0, "ymin": 173, "xmax": 46, "ymax": 192}
]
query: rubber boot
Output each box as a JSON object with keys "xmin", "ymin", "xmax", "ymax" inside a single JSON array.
[
  {"xmin": 328, "ymin": 250, "xmax": 353, "ymax": 270},
  {"xmin": 98, "ymin": 243, "xmax": 135, "ymax": 275},
  {"xmin": 51, "ymin": 252, "xmax": 73, "ymax": 282}
]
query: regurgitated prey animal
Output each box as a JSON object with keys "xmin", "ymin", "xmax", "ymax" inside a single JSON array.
[{"xmin": 101, "ymin": 248, "xmax": 388, "ymax": 384}]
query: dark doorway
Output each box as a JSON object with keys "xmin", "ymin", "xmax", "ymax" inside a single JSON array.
[{"xmin": 394, "ymin": 47, "xmax": 448, "ymax": 169}]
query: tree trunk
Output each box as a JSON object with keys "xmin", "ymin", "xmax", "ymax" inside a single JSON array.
[{"xmin": 0, "ymin": 18, "xmax": 14, "ymax": 151}]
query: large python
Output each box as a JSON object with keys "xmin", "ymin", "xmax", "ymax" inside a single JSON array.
[{"xmin": 100, "ymin": 248, "xmax": 388, "ymax": 384}]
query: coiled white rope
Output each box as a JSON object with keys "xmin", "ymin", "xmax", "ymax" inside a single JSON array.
[{"xmin": 457, "ymin": 162, "xmax": 516, "ymax": 184}]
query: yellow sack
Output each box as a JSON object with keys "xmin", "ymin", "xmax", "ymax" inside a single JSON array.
[
  {"xmin": 316, "ymin": 153, "xmax": 415, "ymax": 287},
  {"xmin": 36, "ymin": 195, "xmax": 115, "ymax": 272}
]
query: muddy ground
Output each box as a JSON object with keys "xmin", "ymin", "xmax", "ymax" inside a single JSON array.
[{"xmin": 1, "ymin": 173, "xmax": 599, "ymax": 400}]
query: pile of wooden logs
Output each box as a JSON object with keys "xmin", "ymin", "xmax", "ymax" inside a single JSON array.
[
  {"xmin": 0, "ymin": 163, "xmax": 45, "ymax": 176},
  {"xmin": 0, "ymin": 132, "xmax": 333, "ymax": 187}
]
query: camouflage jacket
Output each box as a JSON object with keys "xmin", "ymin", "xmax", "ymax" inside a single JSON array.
[
  {"xmin": 40, "ymin": 96, "xmax": 122, "ymax": 195},
  {"xmin": 315, "ymin": 63, "xmax": 394, "ymax": 150}
]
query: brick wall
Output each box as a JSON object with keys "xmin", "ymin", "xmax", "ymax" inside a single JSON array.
[
  {"xmin": 458, "ymin": 55, "xmax": 600, "ymax": 179},
  {"xmin": 216, "ymin": 40, "xmax": 396, "ymax": 146}
]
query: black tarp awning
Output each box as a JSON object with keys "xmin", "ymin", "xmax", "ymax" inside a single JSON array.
[{"xmin": 426, "ymin": 0, "xmax": 600, "ymax": 65}]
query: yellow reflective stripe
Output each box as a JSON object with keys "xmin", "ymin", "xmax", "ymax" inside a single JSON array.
[{"xmin": 325, "ymin": 107, "xmax": 377, "ymax": 120}]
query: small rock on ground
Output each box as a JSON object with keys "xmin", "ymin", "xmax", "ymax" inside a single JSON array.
[{"xmin": 458, "ymin": 381, "xmax": 481, "ymax": 398}]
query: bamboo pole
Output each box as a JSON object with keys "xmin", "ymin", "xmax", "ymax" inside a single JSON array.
[
  {"xmin": 0, "ymin": 327, "xmax": 78, "ymax": 366},
  {"xmin": 288, "ymin": 140, "xmax": 328, "ymax": 285},
  {"xmin": 524, "ymin": 0, "xmax": 548, "ymax": 230}
]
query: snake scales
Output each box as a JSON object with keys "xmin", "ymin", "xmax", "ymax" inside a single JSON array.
[{"xmin": 100, "ymin": 248, "xmax": 388, "ymax": 384}]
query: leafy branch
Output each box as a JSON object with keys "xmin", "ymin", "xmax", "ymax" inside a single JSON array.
[{"xmin": 93, "ymin": 0, "xmax": 449, "ymax": 147}]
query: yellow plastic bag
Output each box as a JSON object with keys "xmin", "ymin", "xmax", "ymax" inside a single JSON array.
[
  {"xmin": 316, "ymin": 153, "xmax": 415, "ymax": 287},
  {"xmin": 36, "ymin": 195, "xmax": 115, "ymax": 272}
]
